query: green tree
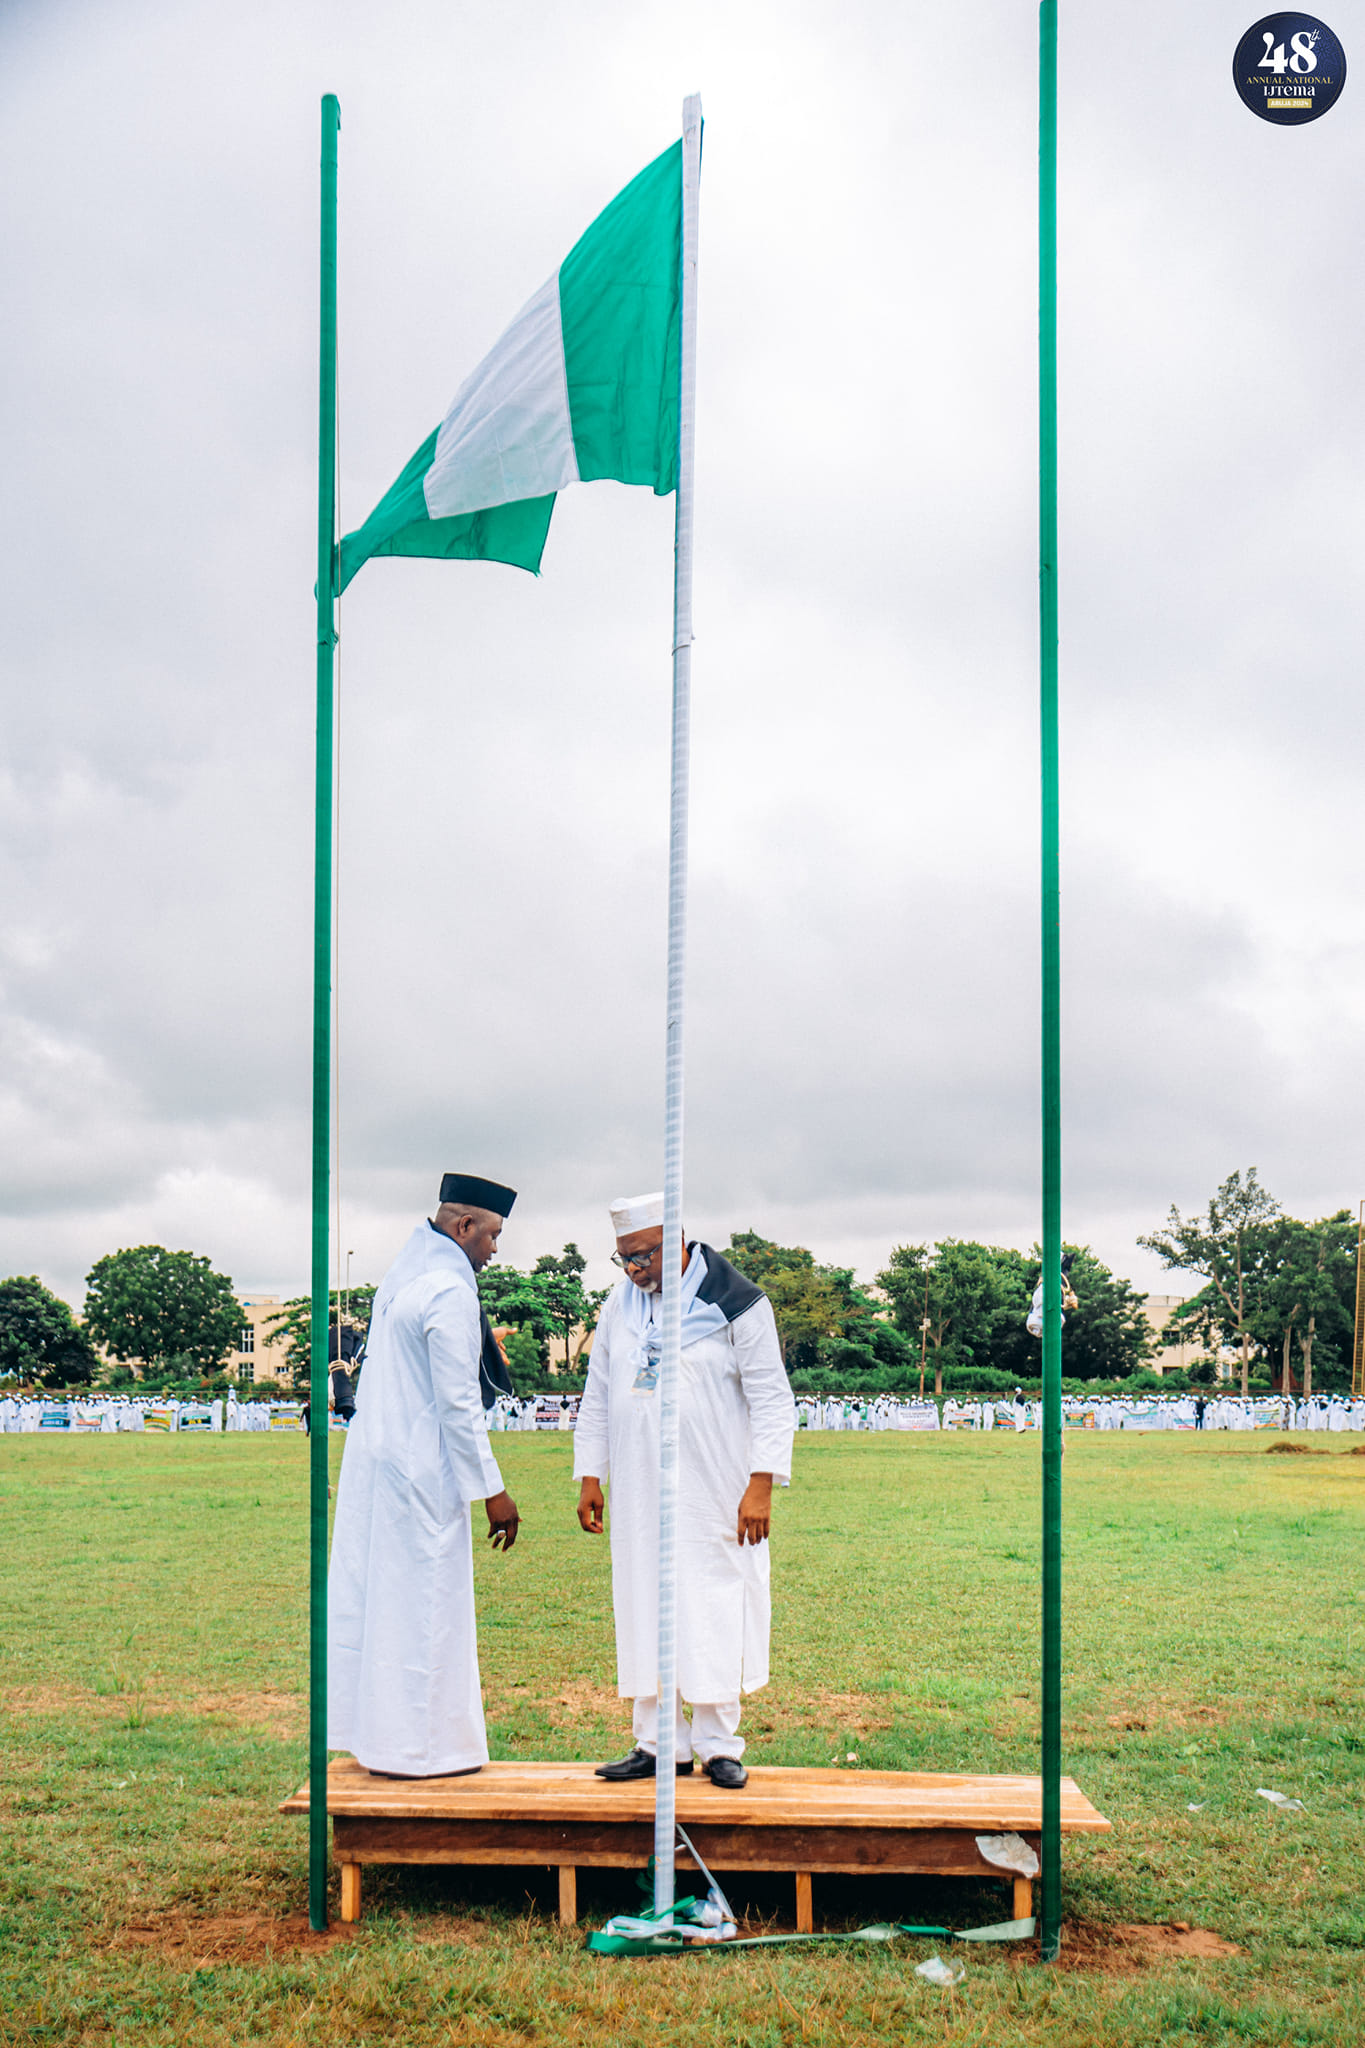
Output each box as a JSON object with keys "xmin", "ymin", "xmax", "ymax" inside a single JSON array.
[
  {"xmin": 501, "ymin": 1325, "xmax": 543, "ymax": 1382},
  {"xmin": 991, "ymin": 1244, "xmax": 1153, "ymax": 1383},
  {"xmin": 0, "ymin": 1276, "xmax": 98, "ymax": 1387},
  {"xmin": 1249, "ymin": 1212, "xmax": 1356, "ymax": 1396},
  {"xmin": 815, "ymin": 1265, "xmax": 913, "ymax": 1379},
  {"xmin": 1138, "ymin": 1169, "xmax": 1281, "ymax": 1397},
  {"xmin": 1295, "ymin": 1211, "xmax": 1358, "ymax": 1393},
  {"xmin": 477, "ymin": 1247, "xmax": 607, "ymax": 1375},
  {"xmin": 263, "ymin": 1285, "xmax": 378, "ymax": 1385},
  {"xmin": 723, "ymin": 1232, "xmax": 843, "ymax": 1370},
  {"xmin": 478, "ymin": 1264, "xmax": 556, "ymax": 1360},
  {"xmin": 530, "ymin": 1244, "xmax": 608, "ymax": 1373},
  {"xmin": 876, "ymin": 1240, "xmax": 1014, "ymax": 1395},
  {"xmin": 83, "ymin": 1246, "xmax": 243, "ymax": 1376}
]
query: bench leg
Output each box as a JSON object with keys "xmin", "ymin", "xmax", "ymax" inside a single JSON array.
[
  {"xmin": 1013, "ymin": 1876, "xmax": 1033, "ymax": 1922},
  {"xmin": 339, "ymin": 1861, "xmax": 362, "ymax": 1923},
  {"xmin": 558, "ymin": 1865, "xmax": 577, "ymax": 1926},
  {"xmin": 795, "ymin": 1871, "xmax": 813, "ymax": 1934}
]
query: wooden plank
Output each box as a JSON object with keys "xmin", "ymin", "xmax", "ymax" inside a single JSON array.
[
  {"xmin": 331, "ymin": 1815, "xmax": 1027, "ymax": 1879},
  {"xmin": 795, "ymin": 1871, "xmax": 813, "ymax": 1934},
  {"xmin": 1013, "ymin": 1876, "xmax": 1033, "ymax": 1922},
  {"xmin": 282, "ymin": 1761, "xmax": 1108, "ymax": 1834},
  {"xmin": 558, "ymin": 1866, "xmax": 577, "ymax": 1926},
  {"xmin": 339, "ymin": 1861, "xmax": 362, "ymax": 1923}
]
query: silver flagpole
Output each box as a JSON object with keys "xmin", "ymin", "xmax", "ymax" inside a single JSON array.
[{"xmin": 653, "ymin": 89, "xmax": 702, "ymax": 1923}]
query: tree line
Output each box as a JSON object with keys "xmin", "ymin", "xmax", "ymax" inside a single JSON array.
[{"xmin": 0, "ymin": 1168, "xmax": 1357, "ymax": 1394}]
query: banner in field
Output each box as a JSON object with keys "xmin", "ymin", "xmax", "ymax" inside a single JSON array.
[
  {"xmin": 143, "ymin": 1406, "xmax": 177, "ymax": 1433},
  {"xmin": 894, "ymin": 1402, "xmax": 940, "ymax": 1431}
]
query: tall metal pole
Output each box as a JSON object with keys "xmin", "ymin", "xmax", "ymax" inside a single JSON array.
[
  {"xmin": 1352, "ymin": 1201, "xmax": 1365, "ymax": 1398},
  {"xmin": 653, "ymin": 92, "xmax": 702, "ymax": 1924},
  {"xmin": 309, "ymin": 90, "xmax": 340, "ymax": 1936},
  {"xmin": 1037, "ymin": 0, "xmax": 1063, "ymax": 1966}
]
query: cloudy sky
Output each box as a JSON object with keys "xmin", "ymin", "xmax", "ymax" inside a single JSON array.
[{"xmin": 2, "ymin": 0, "xmax": 1362, "ymax": 1311}]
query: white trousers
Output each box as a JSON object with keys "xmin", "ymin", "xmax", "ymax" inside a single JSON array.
[{"xmin": 633, "ymin": 1691, "xmax": 744, "ymax": 1763}]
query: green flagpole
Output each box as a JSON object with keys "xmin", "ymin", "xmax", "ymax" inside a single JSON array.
[
  {"xmin": 1037, "ymin": 0, "xmax": 1063, "ymax": 1966},
  {"xmin": 309, "ymin": 89, "xmax": 340, "ymax": 1935}
]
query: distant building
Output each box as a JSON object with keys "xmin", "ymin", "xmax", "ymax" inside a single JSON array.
[
  {"xmin": 231, "ymin": 1296, "xmax": 289, "ymax": 1385},
  {"xmin": 1143, "ymin": 1294, "xmax": 1193, "ymax": 1376},
  {"xmin": 1142, "ymin": 1293, "xmax": 1241, "ymax": 1379}
]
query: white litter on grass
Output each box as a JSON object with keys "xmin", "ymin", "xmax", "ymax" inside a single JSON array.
[
  {"xmin": 915, "ymin": 1955, "xmax": 965, "ymax": 1987},
  {"xmin": 976, "ymin": 1831, "xmax": 1040, "ymax": 1878},
  {"xmin": 1256, "ymin": 1788, "xmax": 1305, "ymax": 1812},
  {"xmin": 1187, "ymin": 1802, "xmax": 1206, "ymax": 1813},
  {"xmin": 912, "ymin": 1949, "xmax": 965, "ymax": 1982}
]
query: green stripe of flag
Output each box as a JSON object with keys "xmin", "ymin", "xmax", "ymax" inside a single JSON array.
[{"xmin": 336, "ymin": 140, "xmax": 682, "ymax": 596}]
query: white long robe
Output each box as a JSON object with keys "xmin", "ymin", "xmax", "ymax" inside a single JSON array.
[
  {"xmin": 573, "ymin": 1265, "xmax": 795, "ymax": 1704},
  {"xmin": 328, "ymin": 1223, "xmax": 504, "ymax": 1774}
]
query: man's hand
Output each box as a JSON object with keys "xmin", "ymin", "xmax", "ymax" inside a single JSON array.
[
  {"xmin": 737, "ymin": 1473, "xmax": 773, "ymax": 1546},
  {"xmin": 577, "ymin": 1477, "xmax": 605, "ymax": 1534},
  {"xmin": 485, "ymin": 1489, "xmax": 519, "ymax": 1551}
]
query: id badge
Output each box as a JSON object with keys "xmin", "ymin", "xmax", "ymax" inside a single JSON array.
[{"xmin": 632, "ymin": 1337, "xmax": 661, "ymax": 1394}]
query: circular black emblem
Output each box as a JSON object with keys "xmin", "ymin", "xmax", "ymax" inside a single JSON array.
[{"xmin": 1234, "ymin": 14, "xmax": 1346, "ymax": 122}]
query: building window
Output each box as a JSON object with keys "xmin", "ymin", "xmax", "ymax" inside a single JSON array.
[
  {"xmin": 239, "ymin": 1325, "xmax": 255, "ymax": 1354},
  {"xmin": 240, "ymin": 1356, "xmax": 255, "ymax": 1386}
]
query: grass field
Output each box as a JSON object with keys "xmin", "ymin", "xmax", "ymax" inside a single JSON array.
[{"xmin": 1, "ymin": 1429, "xmax": 1362, "ymax": 2046}]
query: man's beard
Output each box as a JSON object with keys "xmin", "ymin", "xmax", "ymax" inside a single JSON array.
[{"xmin": 632, "ymin": 1276, "xmax": 661, "ymax": 1294}]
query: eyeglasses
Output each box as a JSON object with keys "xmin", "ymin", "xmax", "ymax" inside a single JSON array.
[{"xmin": 611, "ymin": 1248, "xmax": 658, "ymax": 1272}]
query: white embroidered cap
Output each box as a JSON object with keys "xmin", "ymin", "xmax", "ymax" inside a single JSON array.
[{"xmin": 609, "ymin": 1190, "xmax": 665, "ymax": 1236}]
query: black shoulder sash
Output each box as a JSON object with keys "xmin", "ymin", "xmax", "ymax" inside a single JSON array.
[
  {"xmin": 692, "ymin": 1244, "xmax": 765, "ymax": 1325},
  {"xmin": 479, "ymin": 1309, "xmax": 515, "ymax": 1408}
]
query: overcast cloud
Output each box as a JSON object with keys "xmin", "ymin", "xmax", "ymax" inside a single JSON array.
[{"xmin": 2, "ymin": 0, "xmax": 1362, "ymax": 1309}]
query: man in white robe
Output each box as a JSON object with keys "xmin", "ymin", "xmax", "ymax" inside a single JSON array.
[
  {"xmin": 574, "ymin": 1192, "xmax": 796, "ymax": 1790},
  {"xmin": 328, "ymin": 1172, "xmax": 520, "ymax": 1778}
]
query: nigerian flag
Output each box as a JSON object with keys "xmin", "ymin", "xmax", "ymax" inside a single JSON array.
[{"xmin": 337, "ymin": 141, "xmax": 682, "ymax": 593}]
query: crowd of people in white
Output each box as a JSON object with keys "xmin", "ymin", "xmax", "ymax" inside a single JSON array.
[
  {"xmin": 794, "ymin": 1392, "xmax": 1365, "ymax": 1432},
  {"xmin": 4, "ymin": 1388, "xmax": 1361, "ymax": 1435},
  {"xmin": 0, "ymin": 1393, "xmax": 312, "ymax": 1432}
]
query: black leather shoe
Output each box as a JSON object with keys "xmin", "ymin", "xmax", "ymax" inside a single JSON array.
[
  {"xmin": 702, "ymin": 1756, "xmax": 749, "ymax": 1789},
  {"xmin": 594, "ymin": 1747, "xmax": 694, "ymax": 1781}
]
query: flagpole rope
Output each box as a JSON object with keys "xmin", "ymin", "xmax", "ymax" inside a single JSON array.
[{"xmin": 654, "ymin": 92, "xmax": 702, "ymax": 1925}]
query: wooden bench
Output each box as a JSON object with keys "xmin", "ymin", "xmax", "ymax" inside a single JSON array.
[{"xmin": 282, "ymin": 1758, "xmax": 1110, "ymax": 1929}]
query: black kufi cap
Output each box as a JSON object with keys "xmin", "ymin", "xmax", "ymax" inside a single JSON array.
[{"xmin": 439, "ymin": 1172, "xmax": 517, "ymax": 1217}]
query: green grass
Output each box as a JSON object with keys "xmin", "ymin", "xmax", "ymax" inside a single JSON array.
[{"xmin": 1, "ymin": 1431, "xmax": 1362, "ymax": 2044}]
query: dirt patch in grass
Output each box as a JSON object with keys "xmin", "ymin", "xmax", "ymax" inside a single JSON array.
[
  {"xmin": 543, "ymin": 1680, "xmax": 628, "ymax": 1730},
  {"xmin": 1, "ymin": 1684, "xmax": 118, "ymax": 1717},
  {"xmin": 812, "ymin": 1690, "xmax": 893, "ymax": 1730},
  {"xmin": 0, "ymin": 1682, "xmax": 303, "ymax": 1731},
  {"xmin": 1059, "ymin": 1918, "xmax": 1244, "ymax": 1972},
  {"xmin": 749, "ymin": 1690, "xmax": 894, "ymax": 1739},
  {"xmin": 109, "ymin": 1910, "xmax": 353, "ymax": 1965},
  {"xmin": 1266, "ymin": 1442, "xmax": 1327, "ymax": 1456},
  {"xmin": 1101, "ymin": 1700, "xmax": 1228, "ymax": 1734},
  {"xmin": 184, "ymin": 1687, "xmax": 304, "ymax": 1731}
]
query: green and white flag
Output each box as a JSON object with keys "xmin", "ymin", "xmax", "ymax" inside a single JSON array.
[{"xmin": 337, "ymin": 140, "xmax": 682, "ymax": 593}]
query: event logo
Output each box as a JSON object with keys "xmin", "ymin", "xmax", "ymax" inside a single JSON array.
[{"xmin": 1233, "ymin": 13, "xmax": 1346, "ymax": 123}]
